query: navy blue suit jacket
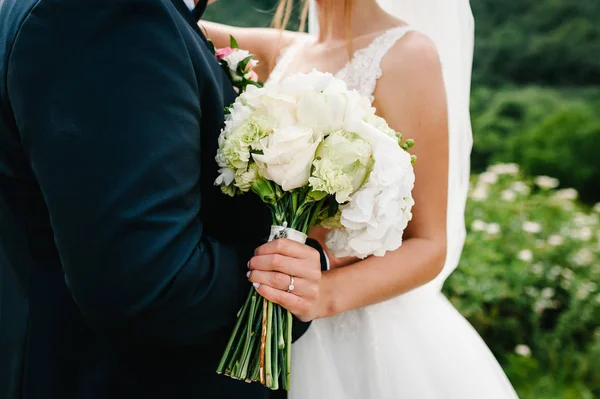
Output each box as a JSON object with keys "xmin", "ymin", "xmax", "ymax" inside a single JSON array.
[{"xmin": 0, "ymin": 0, "xmax": 318, "ymax": 397}]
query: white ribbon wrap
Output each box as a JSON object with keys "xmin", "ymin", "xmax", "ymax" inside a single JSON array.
[{"xmin": 268, "ymin": 223, "xmax": 308, "ymax": 244}]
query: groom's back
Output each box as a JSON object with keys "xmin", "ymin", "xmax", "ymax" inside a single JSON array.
[{"xmin": 0, "ymin": 0, "xmax": 268, "ymax": 398}]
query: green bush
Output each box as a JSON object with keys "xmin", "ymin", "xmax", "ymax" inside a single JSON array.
[
  {"xmin": 443, "ymin": 164, "xmax": 600, "ymax": 398},
  {"xmin": 470, "ymin": 86, "xmax": 600, "ymax": 203}
]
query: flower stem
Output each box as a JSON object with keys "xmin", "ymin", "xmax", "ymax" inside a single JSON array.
[
  {"xmin": 285, "ymin": 310, "xmax": 293, "ymax": 388},
  {"xmin": 217, "ymin": 289, "xmax": 253, "ymax": 374},
  {"xmin": 265, "ymin": 301, "xmax": 274, "ymax": 388},
  {"xmin": 259, "ymin": 298, "xmax": 268, "ymax": 384},
  {"xmin": 271, "ymin": 304, "xmax": 279, "ymax": 390}
]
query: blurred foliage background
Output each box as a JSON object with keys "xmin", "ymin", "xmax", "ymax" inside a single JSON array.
[{"xmin": 205, "ymin": 1, "xmax": 600, "ymax": 397}]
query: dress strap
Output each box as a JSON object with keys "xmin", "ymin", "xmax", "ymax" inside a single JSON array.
[{"xmin": 337, "ymin": 25, "xmax": 414, "ymax": 102}]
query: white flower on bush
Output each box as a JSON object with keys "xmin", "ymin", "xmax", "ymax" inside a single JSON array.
[
  {"xmin": 511, "ymin": 181, "xmax": 530, "ymax": 195},
  {"xmin": 561, "ymin": 268, "xmax": 574, "ymax": 281},
  {"xmin": 471, "ymin": 219, "xmax": 486, "ymax": 231},
  {"xmin": 488, "ymin": 163, "xmax": 519, "ymax": 175},
  {"xmin": 486, "ymin": 223, "xmax": 501, "ymax": 236},
  {"xmin": 535, "ymin": 175, "xmax": 559, "ymax": 190},
  {"xmin": 525, "ymin": 286, "xmax": 538, "ymax": 297},
  {"xmin": 514, "ymin": 345, "xmax": 531, "ymax": 357},
  {"xmin": 471, "ymin": 185, "xmax": 488, "ymax": 201},
  {"xmin": 518, "ymin": 249, "xmax": 533, "ymax": 262},
  {"xmin": 547, "ymin": 235, "xmax": 564, "ymax": 246},
  {"xmin": 574, "ymin": 226, "xmax": 592, "ymax": 241},
  {"xmin": 531, "ymin": 263, "xmax": 544, "ymax": 275},
  {"xmin": 253, "ymin": 126, "xmax": 322, "ymax": 191},
  {"xmin": 594, "ymin": 203, "xmax": 600, "ymax": 213},
  {"xmin": 547, "ymin": 266, "xmax": 562, "ymax": 280},
  {"xmin": 522, "ymin": 221, "xmax": 542, "ymax": 234},
  {"xmin": 554, "ymin": 188, "xmax": 578, "ymax": 201},
  {"xmin": 541, "ymin": 287, "xmax": 555, "ymax": 299},
  {"xmin": 572, "ymin": 248, "xmax": 594, "ymax": 266},
  {"xmin": 576, "ymin": 281, "xmax": 597, "ymax": 300},
  {"xmin": 479, "ymin": 171, "xmax": 498, "ymax": 185},
  {"xmin": 501, "ymin": 189, "xmax": 516, "ymax": 202}
]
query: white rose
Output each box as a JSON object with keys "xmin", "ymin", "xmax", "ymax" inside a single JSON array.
[
  {"xmin": 221, "ymin": 49, "xmax": 257, "ymax": 79},
  {"xmin": 252, "ymin": 126, "xmax": 321, "ymax": 191},
  {"xmin": 260, "ymin": 91, "xmax": 299, "ymax": 128}
]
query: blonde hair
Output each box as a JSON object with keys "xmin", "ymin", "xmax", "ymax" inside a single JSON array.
[
  {"xmin": 272, "ymin": 0, "xmax": 309, "ymax": 31},
  {"xmin": 272, "ymin": 0, "xmax": 354, "ymax": 53}
]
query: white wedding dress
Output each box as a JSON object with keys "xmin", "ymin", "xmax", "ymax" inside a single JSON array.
[{"xmin": 267, "ymin": 12, "xmax": 520, "ymax": 399}]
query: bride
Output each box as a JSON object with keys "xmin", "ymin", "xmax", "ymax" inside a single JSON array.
[{"xmin": 203, "ymin": 0, "xmax": 519, "ymax": 398}]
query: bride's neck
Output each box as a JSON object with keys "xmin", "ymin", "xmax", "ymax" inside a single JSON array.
[{"xmin": 315, "ymin": 0, "xmax": 387, "ymax": 42}]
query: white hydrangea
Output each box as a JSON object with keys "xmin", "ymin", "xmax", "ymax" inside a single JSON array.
[{"xmin": 326, "ymin": 120, "xmax": 415, "ymax": 259}]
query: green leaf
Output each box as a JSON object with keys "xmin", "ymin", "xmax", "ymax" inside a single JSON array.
[
  {"xmin": 230, "ymin": 35, "xmax": 239, "ymax": 49},
  {"xmin": 237, "ymin": 55, "xmax": 254, "ymax": 75}
]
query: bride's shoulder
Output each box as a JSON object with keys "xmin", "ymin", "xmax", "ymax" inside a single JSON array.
[
  {"xmin": 381, "ymin": 30, "xmax": 441, "ymax": 77},
  {"xmin": 374, "ymin": 30, "xmax": 446, "ymax": 129}
]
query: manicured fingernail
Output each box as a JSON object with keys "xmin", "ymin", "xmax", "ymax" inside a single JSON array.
[
  {"xmin": 253, "ymin": 282, "xmax": 260, "ymax": 289},
  {"xmin": 246, "ymin": 271, "xmax": 251, "ymax": 278},
  {"xmin": 247, "ymin": 261, "xmax": 250, "ymax": 269}
]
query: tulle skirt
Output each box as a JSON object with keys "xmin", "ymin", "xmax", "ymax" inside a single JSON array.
[{"xmin": 289, "ymin": 288, "xmax": 519, "ymax": 399}]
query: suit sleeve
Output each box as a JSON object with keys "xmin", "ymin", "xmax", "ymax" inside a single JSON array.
[{"xmin": 8, "ymin": 0, "xmax": 252, "ymax": 346}]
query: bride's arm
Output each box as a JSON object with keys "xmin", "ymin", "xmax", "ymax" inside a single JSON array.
[
  {"xmin": 316, "ymin": 33, "xmax": 450, "ymax": 317},
  {"xmin": 199, "ymin": 21, "xmax": 307, "ymax": 80}
]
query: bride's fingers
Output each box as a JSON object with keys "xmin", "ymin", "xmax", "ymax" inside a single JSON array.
[
  {"xmin": 247, "ymin": 270, "xmax": 317, "ymax": 299},
  {"xmin": 253, "ymin": 284, "xmax": 314, "ymax": 322},
  {"xmin": 249, "ymin": 254, "xmax": 320, "ymax": 281}
]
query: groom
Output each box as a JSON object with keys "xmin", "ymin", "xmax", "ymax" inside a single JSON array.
[{"xmin": 0, "ymin": 0, "xmax": 325, "ymax": 398}]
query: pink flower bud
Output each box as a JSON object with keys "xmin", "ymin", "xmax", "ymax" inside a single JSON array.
[
  {"xmin": 248, "ymin": 70, "xmax": 259, "ymax": 82},
  {"xmin": 215, "ymin": 47, "xmax": 235, "ymax": 60}
]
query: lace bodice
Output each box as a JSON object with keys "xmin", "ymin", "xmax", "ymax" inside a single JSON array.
[{"xmin": 268, "ymin": 25, "xmax": 413, "ymax": 102}]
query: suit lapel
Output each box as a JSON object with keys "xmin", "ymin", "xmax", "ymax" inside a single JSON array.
[
  {"xmin": 169, "ymin": 0, "xmax": 208, "ymax": 44},
  {"xmin": 169, "ymin": 0, "xmax": 237, "ymax": 108}
]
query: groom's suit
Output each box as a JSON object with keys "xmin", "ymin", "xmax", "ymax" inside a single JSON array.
[{"xmin": 0, "ymin": 0, "xmax": 320, "ymax": 397}]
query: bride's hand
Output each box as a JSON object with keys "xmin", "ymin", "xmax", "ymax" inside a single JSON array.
[{"xmin": 248, "ymin": 239, "xmax": 325, "ymax": 322}]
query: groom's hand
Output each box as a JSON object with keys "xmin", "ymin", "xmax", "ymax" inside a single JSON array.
[{"xmin": 248, "ymin": 239, "xmax": 323, "ymax": 322}]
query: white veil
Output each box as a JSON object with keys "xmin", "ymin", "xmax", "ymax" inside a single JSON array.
[{"xmin": 309, "ymin": 0, "xmax": 475, "ymax": 285}]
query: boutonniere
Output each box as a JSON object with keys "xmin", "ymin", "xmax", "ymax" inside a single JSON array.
[{"xmin": 208, "ymin": 35, "xmax": 262, "ymax": 94}]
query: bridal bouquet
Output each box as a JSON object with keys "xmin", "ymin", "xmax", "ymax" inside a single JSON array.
[{"xmin": 215, "ymin": 70, "xmax": 416, "ymax": 390}]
